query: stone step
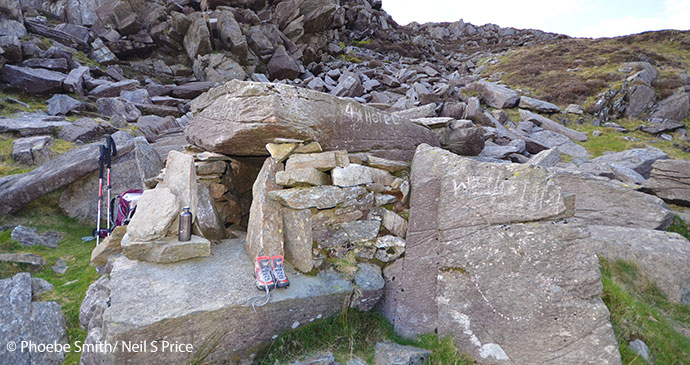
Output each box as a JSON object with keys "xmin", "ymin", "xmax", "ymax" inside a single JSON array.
[{"xmin": 84, "ymin": 239, "xmax": 382, "ymax": 364}]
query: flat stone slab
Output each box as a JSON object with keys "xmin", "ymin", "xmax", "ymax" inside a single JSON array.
[
  {"xmin": 121, "ymin": 235, "xmax": 211, "ymax": 264},
  {"xmin": 186, "ymin": 80, "xmax": 439, "ymax": 161},
  {"xmin": 0, "ymin": 114, "xmax": 71, "ymax": 136},
  {"xmin": 89, "ymin": 239, "xmax": 379, "ymax": 364}
]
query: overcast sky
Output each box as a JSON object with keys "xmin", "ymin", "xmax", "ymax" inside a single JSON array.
[{"xmin": 384, "ymin": 0, "xmax": 690, "ymax": 38}]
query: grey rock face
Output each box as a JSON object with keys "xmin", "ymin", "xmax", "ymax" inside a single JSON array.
[
  {"xmin": 643, "ymin": 159, "xmax": 690, "ymax": 205},
  {"xmin": 46, "ymin": 94, "xmax": 84, "ymax": 116},
  {"xmin": 57, "ymin": 117, "xmax": 118, "ymax": 143},
  {"xmin": 382, "ymin": 144, "xmax": 620, "ymax": 364},
  {"xmin": 10, "ymin": 225, "xmax": 62, "ymax": 248},
  {"xmin": 268, "ymin": 45, "xmax": 301, "ymax": 80},
  {"xmin": 96, "ymin": 97, "xmax": 141, "ymax": 123},
  {"xmin": 625, "ymin": 84, "xmax": 656, "ymax": 117},
  {"xmin": 374, "ymin": 342, "xmax": 431, "ymax": 365},
  {"xmin": 79, "ymin": 275, "xmax": 110, "ymax": 331},
  {"xmin": 439, "ymin": 126, "xmax": 485, "ymax": 156},
  {"xmin": 269, "ymin": 186, "xmax": 368, "ymax": 210},
  {"xmin": 12, "ymin": 135, "xmax": 53, "ymax": 166},
  {"xmin": 0, "ymin": 65, "xmax": 67, "ymax": 94},
  {"xmin": 518, "ymin": 96, "xmax": 562, "ymax": 113},
  {"xmin": 551, "ymin": 170, "xmax": 673, "ymax": 230},
  {"xmin": 59, "ymin": 137, "xmax": 162, "ymax": 224},
  {"xmin": 84, "ymin": 240, "xmax": 379, "ymax": 364},
  {"xmin": 184, "ymin": 15, "xmax": 212, "ymax": 62},
  {"xmin": 136, "ymin": 115, "xmax": 180, "ymax": 142},
  {"xmin": 586, "ymin": 225, "xmax": 690, "ymax": 304},
  {"xmin": 187, "ymin": 80, "xmax": 439, "ymax": 161},
  {"xmin": 586, "ymin": 147, "xmax": 669, "ymax": 179},
  {"xmin": 0, "ymin": 273, "xmax": 67, "ymax": 365},
  {"xmin": 465, "ymin": 81, "xmax": 519, "ymax": 109},
  {"xmin": 0, "ymin": 113, "xmax": 71, "ymax": 137},
  {"xmin": 651, "ymin": 92, "xmax": 690, "ymax": 122},
  {"xmin": 283, "ymin": 207, "xmax": 314, "ymax": 273}
]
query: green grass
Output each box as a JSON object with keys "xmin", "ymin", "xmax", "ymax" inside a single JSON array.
[
  {"xmin": 0, "ymin": 192, "xmax": 100, "ymax": 365},
  {"xmin": 0, "ymin": 134, "xmax": 76, "ymax": 178},
  {"xmin": 667, "ymin": 215, "xmax": 690, "ymax": 240},
  {"xmin": 600, "ymin": 257, "xmax": 690, "ymax": 365},
  {"xmin": 256, "ymin": 309, "xmax": 472, "ymax": 364},
  {"xmin": 0, "ymin": 91, "xmax": 48, "ymax": 116}
]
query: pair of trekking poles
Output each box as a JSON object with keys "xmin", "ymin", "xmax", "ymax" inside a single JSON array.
[{"xmin": 94, "ymin": 135, "xmax": 117, "ymax": 245}]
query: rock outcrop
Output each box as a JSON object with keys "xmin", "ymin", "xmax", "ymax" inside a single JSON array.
[{"xmin": 381, "ymin": 144, "xmax": 620, "ymax": 364}]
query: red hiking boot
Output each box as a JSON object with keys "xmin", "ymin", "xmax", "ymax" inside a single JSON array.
[
  {"xmin": 270, "ymin": 255, "xmax": 290, "ymax": 289},
  {"xmin": 255, "ymin": 256, "xmax": 275, "ymax": 291}
]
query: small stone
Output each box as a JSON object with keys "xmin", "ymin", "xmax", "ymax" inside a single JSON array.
[
  {"xmin": 592, "ymin": 130, "xmax": 603, "ymax": 137},
  {"xmin": 11, "ymin": 225, "xmax": 62, "ymax": 248},
  {"xmin": 51, "ymin": 259, "xmax": 68, "ymax": 274},
  {"xmin": 367, "ymin": 155, "xmax": 409, "ymax": 172},
  {"xmin": 332, "ymin": 164, "xmax": 374, "ymax": 187},
  {"xmin": 382, "ymin": 210, "xmax": 407, "ymax": 238},
  {"xmin": 628, "ymin": 339, "xmax": 650, "ymax": 362},
  {"xmin": 276, "ymin": 167, "xmax": 331, "ymax": 187},
  {"xmin": 266, "ymin": 143, "xmax": 297, "ymax": 162},
  {"xmin": 285, "ymin": 151, "xmax": 347, "ymax": 171},
  {"xmin": 293, "ymin": 141, "xmax": 322, "ymax": 154},
  {"xmin": 375, "ymin": 194, "xmax": 397, "ymax": 206},
  {"xmin": 31, "ymin": 278, "xmax": 54, "ymax": 299}
]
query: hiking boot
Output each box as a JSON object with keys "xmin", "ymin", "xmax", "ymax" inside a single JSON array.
[
  {"xmin": 255, "ymin": 256, "xmax": 275, "ymax": 291},
  {"xmin": 270, "ymin": 255, "xmax": 290, "ymax": 289}
]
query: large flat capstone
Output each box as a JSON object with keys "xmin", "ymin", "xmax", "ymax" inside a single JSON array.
[
  {"xmin": 87, "ymin": 239, "xmax": 378, "ymax": 364},
  {"xmin": 186, "ymin": 80, "xmax": 440, "ymax": 161}
]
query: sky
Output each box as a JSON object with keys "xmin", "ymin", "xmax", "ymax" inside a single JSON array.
[{"xmin": 384, "ymin": 0, "xmax": 690, "ymax": 38}]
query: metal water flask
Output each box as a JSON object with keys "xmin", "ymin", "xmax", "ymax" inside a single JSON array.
[{"xmin": 179, "ymin": 207, "xmax": 192, "ymax": 241}]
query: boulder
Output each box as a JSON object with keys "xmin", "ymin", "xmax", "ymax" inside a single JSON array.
[
  {"xmin": 46, "ymin": 94, "xmax": 84, "ymax": 116},
  {"xmin": 551, "ymin": 170, "xmax": 673, "ymax": 230},
  {"xmin": 642, "ymin": 159, "xmax": 690, "ymax": 205},
  {"xmin": 57, "ymin": 117, "xmax": 118, "ymax": 143},
  {"xmin": 382, "ymin": 144, "xmax": 620, "ymax": 364},
  {"xmin": 0, "ymin": 132, "xmax": 135, "ymax": 215},
  {"xmin": 0, "ymin": 65, "xmax": 67, "ymax": 94},
  {"xmin": 465, "ymin": 81, "xmax": 519, "ymax": 109},
  {"xmin": 439, "ymin": 125, "xmax": 485, "ymax": 156},
  {"xmin": 584, "ymin": 147, "xmax": 669, "ymax": 179},
  {"xmin": 218, "ymin": 10, "xmax": 248, "ymax": 63},
  {"xmin": 20, "ymin": 58, "xmax": 69, "ymax": 72},
  {"xmin": 640, "ymin": 119, "xmax": 685, "ymax": 134},
  {"xmin": 66, "ymin": 0, "xmax": 100, "ymax": 26},
  {"xmin": 299, "ymin": 0, "xmax": 336, "ymax": 33},
  {"xmin": 374, "ymin": 342, "xmax": 430, "ymax": 365},
  {"xmin": 625, "ymin": 84, "xmax": 656, "ymax": 117},
  {"xmin": 97, "ymin": 97, "xmax": 141, "ymax": 123},
  {"xmin": 171, "ymin": 81, "xmax": 217, "ymax": 99},
  {"xmin": 31, "ymin": 278, "xmax": 54, "ymax": 299},
  {"xmin": 267, "ymin": 45, "xmax": 301, "ymax": 80},
  {"xmin": 0, "ymin": 273, "xmax": 67, "ymax": 365},
  {"xmin": 392, "ymin": 103, "xmax": 437, "ymax": 120},
  {"xmin": 12, "ymin": 135, "xmax": 53, "ymax": 166},
  {"xmin": 332, "ymin": 71, "xmax": 364, "ymax": 97},
  {"xmin": 63, "ymin": 66, "xmax": 90, "ymax": 95},
  {"xmin": 246, "ymin": 157, "xmax": 284, "ymax": 260},
  {"xmin": 529, "ymin": 130, "xmax": 590, "ymax": 158},
  {"xmin": 518, "ymin": 96, "xmax": 561, "ymax": 113},
  {"xmin": 95, "ymin": 0, "xmax": 138, "ymax": 35},
  {"xmin": 10, "ymin": 225, "xmax": 62, "ymax": 248},
  {"xmin": 89, "ymin": 79, "xmax": 139, "ymax": 98},
  {"xmin": 0, "ymin": 113, "xmax": 71, "ymax": 137},
  {"xmin": 59, "ymin": 137, "xmax": 162, "ymax": 223},
  {"xmin": 0, "ymin": 253, "xmax": 46, "ymax": 267},
  {"xmin": 193, "ymin": 53, "xmax": 246, "ymax": 83},
  {"xmin": 651, "ymin": 92, "xmax": 689, "ymax": 122},
  {"xmin": 520, "ymin": 109, "xmax": 587, "ymax": 142},
  {"xmin": 184, "ymin": 16, "xmax": 212, "ymax": 62},
  {"xmin": 187, "ymin": 80, "xmax": 439, "ymax": 161},
  {"xmin": 586, "ymin": 225, "xmax": 690, "ymax": 304},
  {"xmin": 90, "ymin": 38, "xmax": 118, "ymax": 65},
  {"xmin": 82, "ymin": 239, "xmax": 379, "ymax": 364},
  {"xmin": 528, "ymin": 148, "xmax": 561, "ymax": 167},
  {"xmin": 161, "ymin": 151, "xmax": 199, "ymax": 230},
  {"xmin": 136, "ymin": 115, "xmax": 180, "ymax": 142}
]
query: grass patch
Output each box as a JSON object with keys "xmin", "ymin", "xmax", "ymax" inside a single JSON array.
[
  {"xmin": 600, "ymin": 257, "xmax": 690, "ymax": 364},
  {"xmin": 0, "ymin": 134, "xmax": 76, "ymax": 178},
  {"xmin": 255, "ymin": 309, "xmax": 472, "ymax": 364},
  {"xmin": 667, "ymin": 215, "xmax": 690, "ymax": 240},
  {"xmin": 0, "ymin": 91, "xmax": 48, "ymax": 116},
  {"xmin": 0, "ymin": 192, "xmax": 100, "ymax": 365},
  {"xmin": 483, "ymin": 30, "xmax": 690, "ymax": 106}
]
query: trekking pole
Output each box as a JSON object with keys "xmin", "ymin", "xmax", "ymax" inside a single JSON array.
[
  {"xmin": 104, "ymin": 135, "xmax": 117, "ymax": 233},
  {"xmin": 96, "ymin": 145, "xmax": 106, "ymax": 245}
]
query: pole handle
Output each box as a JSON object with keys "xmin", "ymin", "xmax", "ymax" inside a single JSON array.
[{"xmin": 98, "ymin": 145, "xmax": 106, "ymax": 179}]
